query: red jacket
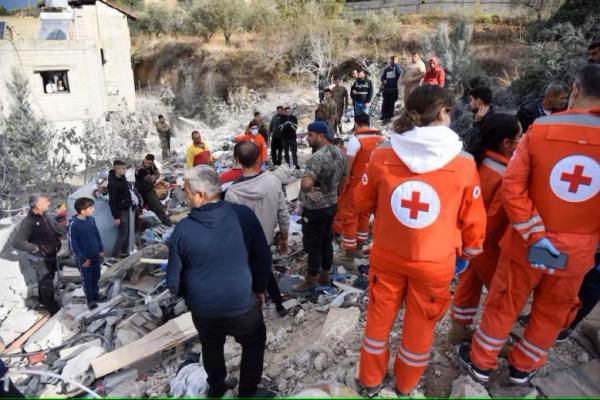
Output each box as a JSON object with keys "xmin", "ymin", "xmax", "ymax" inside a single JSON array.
[{"xmin": 423, "ymin": 57, "xmax": 445, "ymax": 88}]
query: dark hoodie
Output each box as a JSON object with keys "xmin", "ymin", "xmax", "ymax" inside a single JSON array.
[
  {"xmin": 107, "ymin": 169, "xmax": 133, "ymax": 219},
  {"xmin": 423, "ymin": 57, "xmax": 445, "ymax": 88},
  {"xmin": 166, "ymin": 201, "xmax": 271, "ymax": 318}
]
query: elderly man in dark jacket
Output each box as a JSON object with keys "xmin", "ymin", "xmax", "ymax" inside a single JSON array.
[
  {"xmin": 11, "ymin": 194, "xmax": 63, "ymax": 314},
  {"xmin": 167, "ymin": 165, "xmax": 274, "ymax": 398},
  {"xmin": 108, "ymin": 160, "xmax": 133, "ymax": 258}
]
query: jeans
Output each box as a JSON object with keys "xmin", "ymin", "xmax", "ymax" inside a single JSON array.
[
  {"xmin": 76, "ymin": 257, "xmax": 101, "ymax": 305},
  {"xmin": 354, "ymin": 101, "xmax": 367, "ymax": 116},
  {"xmin": 283, "ymin": 137, "xmax": 298, "ymax": 168},
  {"xmin": 192, "ymin": 305, "xmax": 267, "ymax": 397},
  {"xmin": 381, "ymin": 88, "xmax": 398, "ymax": 120},
  {"xmin": 142, "ymin": 189, "xmax": 172, "ymax": 227},
  {"xmin": 302, "ymin": 205, "xmax": 337, "ymax": 276},
  {"xmin": 112, "ymin": 209, "xmax": 130, "ymax": 258},
  {"xmin": 271, "ymin": 137, "xmax": 283, "ymax": 166}
]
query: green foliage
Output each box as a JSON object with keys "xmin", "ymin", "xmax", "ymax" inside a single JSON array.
[
  {"xmin": 511, "ymin": 22, "xmax": 587, "ymax": 99},
  {"xmin": 547, "ymin": 0, "xmax": 600, "ymax": 28},
  {"xmin": 135, "ymin": 3, "xmax": 169, "ymax": 37},
  {"xmin": 421, "ymin": 20, "xmax": 479, "ymax": 95}
]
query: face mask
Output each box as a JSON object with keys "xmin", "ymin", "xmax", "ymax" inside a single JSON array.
[{"xmin": 251, "ymin": 128, "xmax": 259, "ymax": 136}]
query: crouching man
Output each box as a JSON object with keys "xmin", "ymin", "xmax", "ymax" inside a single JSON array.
[{"xmin": 166, "ymin": 165, "xmax": 274, "ymax": 398}]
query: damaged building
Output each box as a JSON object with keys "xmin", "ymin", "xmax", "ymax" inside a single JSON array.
[{"xmin": 0, "ymin": 0, "xmax": 137, "ymax": 123}]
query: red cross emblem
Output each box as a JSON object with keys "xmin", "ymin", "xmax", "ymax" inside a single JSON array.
[
  {"xmin": 401, "ymin": 191, "xmax": 430, "ymax": 220},
  {"xmin": 560, "ymin": 165, "xmax": 592, "ymax": 193}
]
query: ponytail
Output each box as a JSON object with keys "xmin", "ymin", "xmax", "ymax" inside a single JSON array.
[{"xmin": 393, "ymin": 85, "xmax": 453, "ymax": 134}]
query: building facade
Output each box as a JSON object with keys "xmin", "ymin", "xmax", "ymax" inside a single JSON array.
[{"xmin": 0, "ymin": 0, "xmax": 137, "ymax": 123}]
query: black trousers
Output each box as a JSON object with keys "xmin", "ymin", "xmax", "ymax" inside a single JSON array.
[
  {"xmin": 192, "ymin": 305, "xmax": 266, "ymax": 397},
  {"xmin": 266, "ymin": 272, "xmax": 283, "ymax": 304},
  {"xmin": 40, "ymin": 257, "xmax": 60, "ymax": 315},
  {"xmin": 112, "ymin": 209, "xmax": 130, "ymax": 257},
  {"xmin": 302, "ymin": 205, "xmax": 336, "ymax": 276},
  {"xmin": 283, "ymin": 137, "xmax": 298, "ymax": 168},
  {"xmin": 381, "ymin": 88, "xmax": 398, "ymax": 120},
  {"xmin": 0, "ymin": 378, "xmax": 24, "ymax": 398},
  {"xmin": 569, "ymin": 264, "xmax": 600, "ymax": 330},
  {"xmin": 143, "ymin": 190, "xmax": 172, "ymax": 227},
  {"xmin": 271, "ymin": 137, "xmax": 283, "ymax": 166}
]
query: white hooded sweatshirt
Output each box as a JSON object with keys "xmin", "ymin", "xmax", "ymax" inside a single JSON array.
[{"xmin": 390, "ymin": 125, "xmax": 464, "ymax": 174}]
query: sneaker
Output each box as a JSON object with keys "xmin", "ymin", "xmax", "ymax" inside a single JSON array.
[
  {"xmin": 358, "ymin": 383, "xmax": 383, "ymax": 398},
  {"xmin": 87, "ymin": 302, "xmax": 98, "ymax": 311},
  {"xmin": 457, "ymin": 344, "xmax": 492, "ymax": 383},
  {"xmin": 509, "ymin": 366, "xmax": 538, "ymax": 385},
  {"xmin": 556, "ymin": 327, "xmax": 574, "ymax": 343}
]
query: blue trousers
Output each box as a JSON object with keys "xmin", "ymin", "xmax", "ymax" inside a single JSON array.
[{"xmin": 77, "ymin": 257, "xmax": 101, "ymax": 304}]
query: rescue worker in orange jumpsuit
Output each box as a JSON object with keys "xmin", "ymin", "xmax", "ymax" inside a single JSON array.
[
  {"xmin": 234, "ymin": 121, "xmax": 268, "ymax": 165},
  {"xmin": 448, "ymin": 114, "xmax": 523, "ymax": 344},
  {"xmin": 333, "ymin": 112, "xmax": 384, "ymax": 268},
  {"xmin": 458, "ymin": 64, "xmax": 600, "ymax": 385},
  {"xmin": 356, "ymin": 85, "xmax": 486, "ymax": 397}
]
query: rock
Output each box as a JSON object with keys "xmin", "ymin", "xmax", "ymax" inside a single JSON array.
[
  {"xmin": 284, "ymin": 367, "xmax": 296, "ymax": 379},
  {"xmin": 103, "ymin": 368, "xmax": 139, "ymax": 392},
  {"xmin": 319, "ymin": 307, "xmax": 360, "ymax": 343},
  {"xmin": 173, "ymin": 299, "xmax": 188, "ymax": 316},
  {"xmin": 0, "ymin": 305, "xmax": 39, "ymax": 346},
  {"xmin": 115, "ymin": 327, "xmax": 142, "ymax": 348},
  {"xmin": 379, "ymin": 388, "xmax": 398, "ymax": 398},
  {"xmin": 227, "ymin": 355, "xmax": 241, "ymax": 369},
  {"xmin": 294, "ymin": 309, "xmax": 306, "ymax": 325},
  {"xmin": 266, "ymin": 365, "xmax": 282, "ymax": 379},
  {"xmin": 489, "ymin": 383, "xmax": 538, "ymax": 399},
  {"xmin": 450, "ymin": 375, "xmax": 490, "ymax": 398},
  {"xmin": 314, "ymin": 353, "xmax": 327, "ymax": 372},
  {"xmin": 578, "ymin": 352, "xmax": 590, "ymax": 363},
  {"xmin": 109, "ymin": 381, "xmax": 151, "ymax": 398},
  {"xmin": 282, "ymin": 299, "xmax": 300, "ymax": 310},
  {"xmin": 147, "ymin": 302, "xmax": 163, "ymax": 319}
]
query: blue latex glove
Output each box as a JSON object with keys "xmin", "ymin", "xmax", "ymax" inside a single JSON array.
[
  {"xmin": 455, "ymin": 258, "xmax": 470, "ymax": 275},
  {"xmin": 530, "ymin": 237, "xmax": 560, "ymax": 274}
]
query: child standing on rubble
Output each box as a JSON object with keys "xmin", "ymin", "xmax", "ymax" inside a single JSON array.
[{"xmin": 68, "ymin": 197, "xmax": 104, "ymax": 310}]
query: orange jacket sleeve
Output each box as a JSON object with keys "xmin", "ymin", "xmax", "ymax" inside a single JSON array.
[
  {"xmin": 259, "ymin": 136, "xmax": 267, "ymax": 162},
  {"xmin": 501, "ymin": 134, "xmax": 546, "ymax": 245},
  {"xmin": 234, "ymin": 133, "xmax": 245, "ymax": 143},
  {"xmin": 458, "ymin": 164, "xmax": 486, "ymax": 257},
  {"xmin": 355, "ymin": 153, "xmax": 380, "ymax": 216}
]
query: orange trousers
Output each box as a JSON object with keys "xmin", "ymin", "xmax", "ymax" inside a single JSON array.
[
  {"xmin": 469, "ymin": 251, "xmax": 584, "ymax": 372},
  {"xmin": 451, "ymin": 249, "xmax": 499, "ymax": 324},
  {"xmin": 340, "ymin": 184, "xmax": 370, "ymax": 250},
  {"xmin": 359, "ymin": 260, "xmax": 453, "ymax": 394}
]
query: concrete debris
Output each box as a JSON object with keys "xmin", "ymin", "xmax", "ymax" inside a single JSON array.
[
  {"xmin": 24, "ymin": 309, "xmax": 76, "ymax": 353},
  {"xmin": 61, "ymin": 346, "xmax": 106, "ymax": 391},
  {"xmin": 450, "ymin": 375, "xmax": 490, "ymax": 398},
  {"xmin": 532, "ymin": 359, "xmax": 600, "ymax": 397},
  {"xmin": 59, "ymin": 338, "xmax": 103, "ymax": 361},
  {"xmin": 313, "ymin": 353, "xmax": 327, "ymax": 372},
  {"xmin": 102, "ymin": 368, "xmax": 139, "ymax": 392},
  {"xmin": 319, "ymin": 307, "xmax": 360, "ymax": 343},
  {"xmin": 169, "ymin": 363, "xmax": 208, "ymax": 398}
]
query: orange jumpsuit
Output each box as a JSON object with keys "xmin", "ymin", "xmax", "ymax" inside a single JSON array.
[
  {"xmin": 356, "ymin": 143, "xmax": 486, "ymax": 393},
  {"xmin": 234, "ymin": 132, "xmax": 268, "ymax": 163},
  {"xmin": 340, "ymin": 128, "xmax": 384, "ymax": 249},
  {"xmin": 451, "ymin": 151, "xmax": 510, "ymax": 324},
  {"xmin": 469, "ymin": 108, "xmax": 600, "ymax": 372}
]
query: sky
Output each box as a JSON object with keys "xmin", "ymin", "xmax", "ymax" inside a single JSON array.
[{"xmin": 0, "ymin": 0, "xmax": 36, "ymax": 10}]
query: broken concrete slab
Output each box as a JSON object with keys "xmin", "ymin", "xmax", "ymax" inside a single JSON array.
[
  {"xmin": 124, "ymin": 275, "xmax": 162, "ymax": 294},
  {"xmin": 532, "ymin": 359, "xmax": 600, "ymax": 397},
  {"xmin": 99, "ymin": 244, "xmax": 168, "ymax": 285},
  {"xmin": 61, "ymin": 345, "xmax": 106, "ymax": 391},
  {"xmin": 0, "ymin": 304, "xmax": 39, "ymax": 346},
  {"xmin": 115, "ymin": 327, "xmax": 142, "ymax": 348},
  {"xmin": 103, "ymin": 368, "xmax": 139, "ymax": 392},
  {"xmin": 282, "ymin": 299, "xmax": 300, "ymax": 310},
  {"xmin": 24, "ymin": 309, "xmax": 77, "ymax": 353},
  {"xmin": 59, "ymin": 338, "xmax": 103, "ymax": 361},
  {"xmin": 319, "ymin": 307, "xmax": 360, "ymax": 343},
  {"xmin": 450, "ymin": 375, "xmax": 490, "ymax": 398}
]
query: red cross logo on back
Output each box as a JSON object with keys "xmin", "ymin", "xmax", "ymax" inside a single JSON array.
[
  {"xmin": 560, "ymin": 165, "xmax": 592, "ymax": 193},
  {"xmin": 391, "ymin": 180, "xmax": 441, "ymax": 229}
]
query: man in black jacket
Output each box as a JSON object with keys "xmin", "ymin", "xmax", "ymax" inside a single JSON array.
[
  {"xmin": 280, "ymin": 106, "xmax": 299, "ymax": 169},
  {"xmin": 167, "ymin": 165, "xmax": 273, "ymax": 398},
  {"xmin": 135, "ymin": 154, "xmax": 172, "ymax": 227},
  {"xmin": 350, "ymin": 69, "xmax": 374, "ymax": 116},
  {"xmin": 11, "ymin": 194, "xmax": 63, "ymax": 314},
  {"xmin": 108, "ymin": 160, "xmax": 132, "ymax": 258},
  {"xmin": 269, "ymin": 106, "xmax": 284, "ymax": 166},
  {"xmin": 516, "ymin": 81, "xmax": 569, "ymax": 133}
]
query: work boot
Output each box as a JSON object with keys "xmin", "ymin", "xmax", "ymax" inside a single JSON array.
[
  {"xmin": 447, "ymin": 320, "xmax": 474, "ymax": 345},
  {"xmin": 275, "ymin": 303, "xmax": 288, "ymax": 317},
  {"xmin": 292, "ymin": 274, "xmax": 318, "ymax": 292},
  {"xmin": 508, "ymin": 366, "xmax": 538, "ymax": 385},
  {"xmin": 318, "ymin": 270, "xmax": 331, "ymax": 285},
  {"xmin": 208, "ymin": 376, "xmax": 238, "ymax": 398},
  {"xmin": 355, "ymin": 240, "xmax": 365, "ymax": 258},
  {"xmin": 457, "ymin": 344, "xmax": 491, "ymax": 383},
  {"xmin": 358, "ymin": 383, "xmax": 383, "ymax": 398},
  {"xmin": 333, "ymin": 249, "xmax": 356, "ymax": 270}
]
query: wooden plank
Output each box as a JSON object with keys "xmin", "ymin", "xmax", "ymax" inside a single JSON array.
[
  {"xmin": 4, "ymin": 313, "xmax": 49, "ymax": 353},
  {"xmin": 91, "ymin": 312, "xmax": 197, "ymax": 378}
]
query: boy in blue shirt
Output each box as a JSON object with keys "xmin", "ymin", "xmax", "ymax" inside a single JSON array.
[{"xmin": 68, "ymin": 197, "xmax": 104, "ymax": 310}]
